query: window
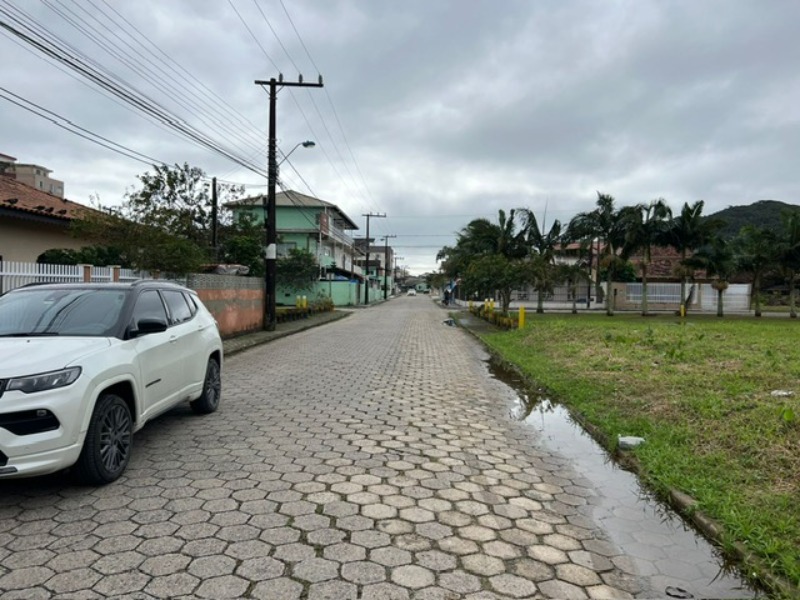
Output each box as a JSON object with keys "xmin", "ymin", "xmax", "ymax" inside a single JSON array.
[
  {"xmin": 162, "ymin": 290, "xmax": 193, "ymax": 324},
  {"xmin": 131, "ymin": 290, "xmax": 167, "ymax": 328},
  {"xmin": 0, "ymin": 289, "xmax": 126, "ymax": 336},
  {"xmin": 184, "ymin": 292, "xmax": 198, "ymax": 316},
  {"xmin": 277, "ymin": 242, "xmax": 296, "ymax": 258}
]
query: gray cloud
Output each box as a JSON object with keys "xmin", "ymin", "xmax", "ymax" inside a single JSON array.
[{"xmin": 2, "ymin": 0, "xmax": 798, "ymax": 273}]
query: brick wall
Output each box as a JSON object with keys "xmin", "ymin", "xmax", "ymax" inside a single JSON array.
[{"xmin": 187, "ymin": 274, "xmax": 263, "ymax": 337}]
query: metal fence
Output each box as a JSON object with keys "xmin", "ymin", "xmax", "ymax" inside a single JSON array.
[
  {"xmin": 0, "ymin": 261, "xmax": 147, "ymax": 294},
  {"xmin": 625, "ymin": 282, "xmax": 685, "ymax": 304}
]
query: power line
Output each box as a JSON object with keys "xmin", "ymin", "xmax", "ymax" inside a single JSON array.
[
  {"xmin": 276, "ymin": 0, "xmax": 379, "ymax": 211},
  {"xmin": 42, "ymin": 0, "xmax": 265, "ymax": 157},
  {"xmin": 0, "ymin": 86, "xmax": 165, "ymax": 167},
  {"xmin": 96, "ymin": 0, "xmax": 266, "ymax": 138},
  {"xmin": 0, "ymin": 3, "xmax": 267, "ymax": 177},
  {"xmin": 245, "ymin": 0, "xmax": 373, "ymax": 212}
]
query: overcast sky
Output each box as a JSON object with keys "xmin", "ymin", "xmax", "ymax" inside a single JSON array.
[{"xmin": 2, "ymin": 0, "xmax": 799, "ymax": 274}]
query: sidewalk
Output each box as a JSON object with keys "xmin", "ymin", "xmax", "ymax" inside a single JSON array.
[{"xmin": 222, "ymin": 309, "xmax": 352, "ymax": 356}]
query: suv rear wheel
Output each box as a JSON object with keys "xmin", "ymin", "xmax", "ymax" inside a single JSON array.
[{"xmin": 190, "ymin": 358, "xmax": 221, "ymax": 414}]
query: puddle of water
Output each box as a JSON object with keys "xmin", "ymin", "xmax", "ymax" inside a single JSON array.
[{"xmin": 488, "ymin": 360, "xmax": 759, "ymax": 599}]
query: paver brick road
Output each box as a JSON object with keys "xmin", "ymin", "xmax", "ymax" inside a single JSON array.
[{"xmin": 0, "ymin": 297, "xmax": 670, "ymax": 598}]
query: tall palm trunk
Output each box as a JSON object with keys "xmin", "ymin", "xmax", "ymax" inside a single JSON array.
[
  {"xmin": 606, "ymin": 268, "xmax": 614, "ymax": 316},
  {"xmin": 536, "ymin": 289, "xmax": 544, "ymax": 314},
  {"xmin": 641, "ymin": 262, "xmax": 649, "ymax": 316},
  {"xmin": 753, "ymin": 274, "xmax": 762, "ymax": 317},
  {"xmin": 790, "ymin": 271, "xmax": 797, "ymax": 319},
  {"xmin": 716, "ymin": 288, "xmax": 724, "ymax": 317},
  {"xmin": 680, "ymin": 249, "xmax": 688, "ymax": 316},
  {"xmin": 570, "ymin": 280, "xmax": 578, "ymax": 314}
]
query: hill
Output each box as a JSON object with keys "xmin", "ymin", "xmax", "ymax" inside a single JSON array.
[{"xmin": 708, "ymin": 200, "xmax": 800, "ymax": 239}]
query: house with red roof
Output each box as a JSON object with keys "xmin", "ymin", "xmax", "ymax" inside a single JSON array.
[{"xmin": 0, "ymin": 155, "xmax": 94, "ymax": 263}]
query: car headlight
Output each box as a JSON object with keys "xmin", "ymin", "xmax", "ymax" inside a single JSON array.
[{"xmin": 6, "ymin": 367, "xmax": 82, "ymax": 393}]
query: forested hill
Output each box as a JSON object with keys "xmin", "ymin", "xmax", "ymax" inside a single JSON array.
[{"xmin": 707, "ymin": 200, "xmax": 800, "ymax": 239}]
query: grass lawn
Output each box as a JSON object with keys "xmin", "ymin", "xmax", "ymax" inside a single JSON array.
[{"xmin": 474, "ymin": 313, "xmax": 799, "ymax": 592}]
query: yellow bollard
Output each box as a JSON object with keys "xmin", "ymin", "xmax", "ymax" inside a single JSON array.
[
  {"xmin": 468, "ymin": 300, "xmax": 473, "ymax": 310},
  {"xmin": 302, "ymin": 295, "xmax": 308, "ymax": 309},
  {"xmin": 518, "ymin": 305, "xmax": 525, "ymax": 329},
  {"xmin": 295, "ymin": 295, "xmax": 301, "ymax": 308}
]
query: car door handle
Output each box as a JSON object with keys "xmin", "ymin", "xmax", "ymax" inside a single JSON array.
[{"xmin": 169, "ymin": 336, "xmax": 178, "ymax": 344}]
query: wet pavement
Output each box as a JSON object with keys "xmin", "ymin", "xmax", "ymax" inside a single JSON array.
[
  {"xmin": 0, "ymin": 297, "xmax": 756, "ymax": 598},
  {"xmin": 490, "ymin": 363, "xmax": 754, "ymax": 599}
]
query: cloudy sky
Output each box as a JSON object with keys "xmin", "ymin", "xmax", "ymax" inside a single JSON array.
[{"xmin": 2, "ymin": 0, "xmax": 799, "ymax": 274}]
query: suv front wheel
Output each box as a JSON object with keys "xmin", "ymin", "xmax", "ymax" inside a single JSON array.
[{"xmin": 74, "ymin": 393, "xmax": 133, "ymax": 485}]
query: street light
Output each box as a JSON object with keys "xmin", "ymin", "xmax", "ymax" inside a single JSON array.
[
  {"xmin": 279, "ymin": 140, "xmax": 315, "ymax": 166},
  {"xmin": 263, "ymin": 139, "xmax": 315, "ymax": 331}
]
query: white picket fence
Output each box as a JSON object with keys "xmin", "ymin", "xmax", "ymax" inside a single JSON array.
[{"xmin": 0, "ymin": 261, "xmax": 144, "ymax": 294}]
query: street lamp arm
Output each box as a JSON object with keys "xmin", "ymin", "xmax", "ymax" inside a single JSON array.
[{"xmin": 278, "ymin": 140, "xmax": 315, "ymax": 166}]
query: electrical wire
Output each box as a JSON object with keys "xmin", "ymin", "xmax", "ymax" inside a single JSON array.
[
  {"xmin": 50, "ymin": 0, "xmax": 260, "ymax": 155},
  {"xmin": 278, "ymin": 0, "xmax": 379, "ymax": 211},
  {"xmin": 41, "ymin": 0, "xmax": 265, "ymax": 158},
  {"xmin": 247, "ymin": 0, "xmax": 375, "ymax": 212},
  {"xmin": 0, "ymin": 2, "xmax": 267, "ymax": 177},
  {"xmin": 0, "ymin": 86, "xmax": 165, "ymax": 167}
]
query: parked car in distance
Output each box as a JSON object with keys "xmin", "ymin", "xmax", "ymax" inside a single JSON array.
[
  {"xmin": 0, "ymin": 281, "xmax": 223, "ymax": 484},
  {"xmin": 407, "ymin": 289, "xmax": 417, "ymax": 296}
]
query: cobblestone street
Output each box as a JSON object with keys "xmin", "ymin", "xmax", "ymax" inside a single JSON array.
[{"xmin": 0, "ymin": 297, "xmax": 747, "ymax": 599}]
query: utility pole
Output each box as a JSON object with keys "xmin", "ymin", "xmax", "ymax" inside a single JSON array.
[
  {"xmin": 254, "ymin": 75, "xmax": 323, "ymax": 331},
  {"xmin": 211, "ymin": 177, "xmax": 218, "ymax": 261},
  {"xmin": 362, "ymin": 212, "xmax": 386, "ymax": 305},
  {"xmin": 382, "ymin": 235, "xmax": 396, "ymax": 300}
]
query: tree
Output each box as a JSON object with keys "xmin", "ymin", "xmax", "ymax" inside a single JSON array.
[
  {"xmin": 37, "ymin": 246, "xmax": 131, "ymax": 268},
  {"xmin": 684, "ymin": 237, "xmax": 736, "ymax": 317},
  {"xmin": 464, "ymin": 254, "xmax": 527, "ymax": 314},
  {"xmin": 776, "ymin": 211, "xmax": 800, "ymax": 318},
  {"xmin": 218, "ymin": 212, "xmax": 265, "ymax": 277},
  {"xmin": 436, "ymin": 209, "xmax": 528, "ymax": 313},
  {"xmin": 519, "ymin": 209, "xmax": 562, "ymax": 313},
  {"xmin": 567, "ymin": 192, "xmax": 629, "ymax": 316},
  {"xmin": 73, "ymin": 163, "xmax": 245, "ymax": 275},
  {"xmin": 664, "ymin": 200, "xmax": 721, "ymax": 315},
  {"xmin": 735, "ymin": 225, "xmax": 778, "ymax": 317},
  {"xmin": 72, "ymin": 208, "xmax": 208, "ymax": 274},
  {"xmin": 276, "ymin": 248, "xmax": 318, "ymax": 293},
  {"xmin": 559, "ymin": 262, "xmax": 591, "ymax": 314},
  {"xmin": 622, "ymin": 199, "xmax": 672, "ymax": 316}
]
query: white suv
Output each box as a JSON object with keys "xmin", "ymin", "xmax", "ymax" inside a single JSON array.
[{"xmin": 0, "ymin": 281, "xmax": 223, "ymax": 484}]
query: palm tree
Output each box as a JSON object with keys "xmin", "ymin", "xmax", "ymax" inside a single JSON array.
[
  {"xmin": 735, "ymin": 225, "xmax": 778, "ymax": 317},
  {"xmin": 622, "ymin": 199, "xmax": 672, "ymax": 316},
  {"xmin": 776, "ymin": 212, "xmax": 800, "ymax": 318},
  {"xmin": 437, "ymin": 210, "xmax": 527, "ymax": 313},
  {"xmin": 567, "ymin": 192, "xmax": 629, "ymax": 316},
  {"xmin": 519, "ymin": 209, "xmax": 562, "ymax": 313},
  {"xmin": 559, "ymin": 262, "xmax": 591, "ymax": 314},
  {"xmin": 664, "ymin": 200, "xmax": 721, "ymax": 315},
  {"xmin": 684, "ymin": 237, "xmax": 736, "ymax": 317}
]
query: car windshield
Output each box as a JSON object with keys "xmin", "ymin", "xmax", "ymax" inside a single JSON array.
[{"xmin": 0, "ymin": 288, "xmax": 127, "ymax": 337}]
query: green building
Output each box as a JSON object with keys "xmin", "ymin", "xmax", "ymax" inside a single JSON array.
[{"xmin": 226, "ymin": 190, "xmax": 388, "ymax": 306}]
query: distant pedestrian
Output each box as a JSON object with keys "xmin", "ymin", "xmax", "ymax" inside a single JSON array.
[{"xmin": 443, "ymin": 289, "xmax": 450, "ymax": 306}]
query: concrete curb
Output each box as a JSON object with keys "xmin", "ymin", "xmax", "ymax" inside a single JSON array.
[{"xmin": 222, "ymin": 311, "xmax": 352, "ymax": 357}]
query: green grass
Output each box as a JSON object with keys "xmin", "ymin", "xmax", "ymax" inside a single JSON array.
[{"xmin": 475, "ymin": 313, "xmax": 800, "ymax": 590}]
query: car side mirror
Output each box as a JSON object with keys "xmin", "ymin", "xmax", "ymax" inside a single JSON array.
[{"xmin": 133, "ymin": 318, "xmax": 168, "ymax": 337}]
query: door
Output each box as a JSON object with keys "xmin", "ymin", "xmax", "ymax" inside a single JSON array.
[{"xmin": 129, "ymin": 290, "xmax": 181, "ymax": 418}]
